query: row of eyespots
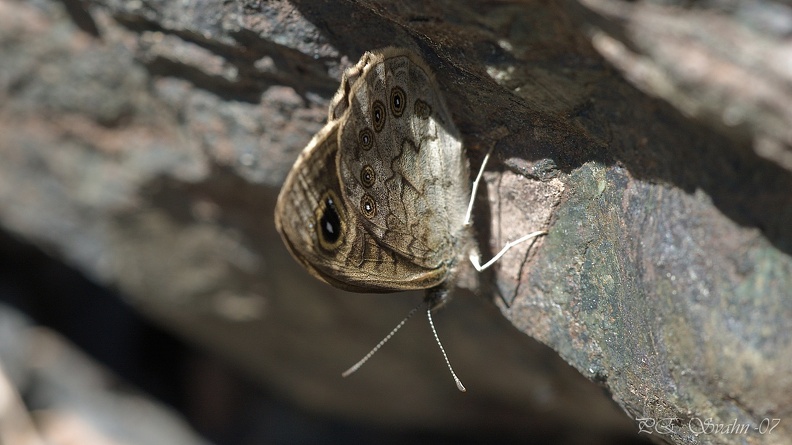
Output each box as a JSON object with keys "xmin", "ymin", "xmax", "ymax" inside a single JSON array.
[
  {"xmin": 359, "ymin": 86, "xmax": 398, "ymax": 219},
  {"xmin": 358, "ymin": 85, "xmax": 408, "ymax": 149},
  {"xmin": 355, "ymin": 86, "xmax": 409, "ymax": 220}
]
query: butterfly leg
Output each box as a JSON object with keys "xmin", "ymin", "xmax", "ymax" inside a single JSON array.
[
  {"xmin": 463, "ymin": 146, "xmax": 493, "ymax": 226},
  {"xmin": 470, "ymin": 231, "xmax": 547, "ymax": 272},
  {"xmin": 465, "ymin": 146, "xmax": 548, "ymax": 272}
]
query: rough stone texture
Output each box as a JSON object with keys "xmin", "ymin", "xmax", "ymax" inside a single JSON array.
[{"xmin": 0, "ymin": 0, "xmax": 790, "ymax": 444}]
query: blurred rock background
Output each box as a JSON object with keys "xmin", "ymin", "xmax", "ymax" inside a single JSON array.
[{"xmin": 1, "ymin": 0, "xmax": 790, "ymax": 444}]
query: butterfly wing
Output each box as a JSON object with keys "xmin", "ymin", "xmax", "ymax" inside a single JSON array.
[
  {"xmin": 275, "ymin": 120, "xmax": 447, "ymax": 292},
  {"xmin": 336, "ymin": 49, "xmax": 471, "ymax": 273}
]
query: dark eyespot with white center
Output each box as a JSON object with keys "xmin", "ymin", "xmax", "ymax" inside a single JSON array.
[
  {"xmin": 359, "ymin": 128, "xmax": 373, "ymax": 150},
  {"xmin": 390, "ymin": 87, "xmax": 405, "ymax": 117},
  {"xmin": 360, "ymin": 194, "xmax": 377, "ymax": 219},
  {"xmin": 372, "ymin": 100, "xmax": 386, "ymax": 132},
  {"xmin": 361, "ymin": 165, "xmax": 375, "ymax": 188}
]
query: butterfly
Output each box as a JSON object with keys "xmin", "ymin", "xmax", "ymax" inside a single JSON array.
[{"xmin": 275, "ymin": 48, "xmax": 546, "ymax": 391}]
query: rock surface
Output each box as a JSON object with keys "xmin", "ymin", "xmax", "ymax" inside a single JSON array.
[{"xmin": 1, "ymin": 0, "xmax": 790, "ymax": 444}]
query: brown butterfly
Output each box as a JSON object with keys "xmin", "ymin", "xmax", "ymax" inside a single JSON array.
[
  {"xmin": 275, "ymin": 48, "xmax": 472, "ymax": 296},
  {"xmin": 275, "ymin": 48, "xmax": 546, "ymax": 391}
]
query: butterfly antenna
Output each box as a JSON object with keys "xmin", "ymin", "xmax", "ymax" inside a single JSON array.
[
  {"xmin": 342, "ymin": 301, "xmax": 424, "ymax": 378},
  {"xmin": 427, "ymin": 307, "xmax": 467, "ymax": 392}
]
